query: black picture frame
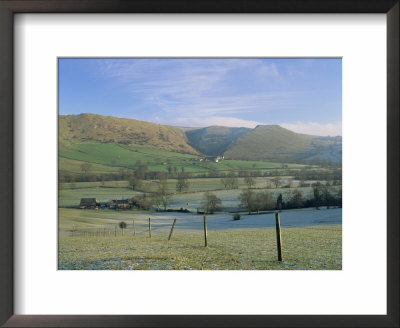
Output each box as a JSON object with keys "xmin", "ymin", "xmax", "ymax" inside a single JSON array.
[{"xmin": 0, "ymin": 1, "xmax": 398, "ymax": 327}]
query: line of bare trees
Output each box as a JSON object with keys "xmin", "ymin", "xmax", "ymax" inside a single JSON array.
[{"xmin": 238, "ymin": 183, "xmax": 342, "ymax": 214}]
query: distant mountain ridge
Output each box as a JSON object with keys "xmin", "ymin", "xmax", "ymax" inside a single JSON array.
[
  {"xmin": 59, "ymin": 114, "xmax": 342, "ymax": 164},
  {"xmin": 185, "ymin": 126, "xmax": 251, "ymax": 156}
]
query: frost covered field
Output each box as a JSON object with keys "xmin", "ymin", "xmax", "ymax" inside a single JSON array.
[
  {"xmin": 58, "ymin": 208, "xmax": 342, "ymax": 270},
  {"xmin": 58, "ymin": 226, "xmax": 341, "ymax": 270}
]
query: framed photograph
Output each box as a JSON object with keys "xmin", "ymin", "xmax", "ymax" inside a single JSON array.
[
  {"xmin": 0, "ymin": 0, "xmax": 398, "ymax": 327},
  {"xmin": 57, "ymin": 56, "xmax": 343, "ymax": 272}
]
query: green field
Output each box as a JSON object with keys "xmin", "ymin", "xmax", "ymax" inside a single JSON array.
[
  {"xmin": 59, "ymin": 140, "xmax": 307, "ymax": 177},
  {"xmin": 58, "ymin": 226, "xmax": 342, "ymax": 270},
  {"xmin": 59, "ymin": 157, "xmax": 120, "ymax": 175},
  {"xmin": 58, "ymin": 140, "xmax": 341, "ymax": 271},
  {"xmin": 58, "ymin": 179, "xmax": 319, "ymax": 209}
]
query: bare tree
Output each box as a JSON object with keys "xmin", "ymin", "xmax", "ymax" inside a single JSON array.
[
  {"xmin": 129, "ymin": 176, "xmax": 142, "ymax": 190},
  {"xmin": 289, "ymin": 189, "xmax": 303, "ymax": 208},
  {"xmin": 312, "ymin": 183, "xmax": 323, "ymax": 209},
  {"xmin": 201, "ymin": 192, "xmax": 222, "ymax": 214},
  {"xmin": 244, "ymin": 176, "xmax": 256, "ymax": 189},
  {"xmin": 272, "ymin": 177, "xmax": 281, "ymax": 189},
  {"xmin": 133, "ymin": 194, "xmax": 153, "ymax": 210},
  {"xmin": 176, "ymin": 172, "xmax": 189, "ymax": 192},
  {"xmin": 322, "ymin": 185, "xmax": 333, "ymax": 209},
  {"xmin": 256, "ymin": 191, "xmax": 274, "ymax": 211},
  {"xmin": 150, "ymin": 192, "xmax": 162, "ymax": 211},
  {"xmin": 254, "ymin": 192, "xmax": 265, "ymax": 214},
  {"xmin": 238, "ymin": 188, "xmax": 255, "ymax": 214},
  {"xmin": 80, "ymin": 163, "xmax": 92, "ymax": 175},
  {"xmin": 157, "ymin": 178, "xmax": 172, "ymax": 211},
  {"xmin": 220, "ymin": 177, "xmax": 230, "ymax": 189},
  {"xmin": 220, "ymin": 171, "xmax": 239, "ymax": 189}
]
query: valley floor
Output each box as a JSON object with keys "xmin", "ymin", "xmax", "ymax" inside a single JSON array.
[
  {"xmin": 58, "ymin": 207, "xmax": 342, "ymax": 270},
  {"xmin": 59, "ymin": 207, "xmax": 342, "ymax": 236},
  {"xmin": 58, "ymin": 225, "xmax": 342, "ymax": 270}
]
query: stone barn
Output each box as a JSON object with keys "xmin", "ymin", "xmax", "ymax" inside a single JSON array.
[
  {"xmin": 109, "ymin": 199, "xmax": 131, "ymax": 209},
  {"xmin": 80, "ymin": 198, "xmax": 97, "ymax": 209}
]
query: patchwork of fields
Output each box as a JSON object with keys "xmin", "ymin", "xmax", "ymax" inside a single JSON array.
[
  {"xmin": 59, "ymin": 178, "xmax": 327, "ymax": 209},
  {"xmin": 58, "ymin": 147, "xmax": 342, "ymax": 271},
  {"xmin": 59, "ymin": 140, "xmax": 306, "ymax": 177}
]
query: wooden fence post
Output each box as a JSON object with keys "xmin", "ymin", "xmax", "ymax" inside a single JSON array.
[
  {"xmin": 203, "ymin": 215, "xmax": 208, "ymax": 247},
  {"xmin": 114, "ymin": 224, "xmax": 117, "ymax": 237},
  {"xmin": 168, "ymin": 218, "xmax": 177, "ymax": 241},
  {"xmin": 275, "ymin": 212, "xmax": 283, "ymax": 262},
  {"xmin": 132, "ymin": 219, "xmax": 136, "ymax": 237},
  {"xmin": 148, "ymin": 217, "xmax": 151, "ymax": 238}
]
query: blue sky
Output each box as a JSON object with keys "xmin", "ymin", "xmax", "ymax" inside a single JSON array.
[{"xmin": 59, "ymin": 58, "xmax": 342, "ymax": 136}]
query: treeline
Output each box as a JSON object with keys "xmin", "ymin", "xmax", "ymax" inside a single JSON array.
[
  {"xmin": 59, "ymin": 160, "xmax": 342, "ymax": 185},
  {"xmin": 238, "ymin": 183, "xmax": 342, "ymax": 214},
  {"xmin": 59, "ymin": 161, "xmax": 162, "ymax": 184},
  {"xmin": 294, "ymin": 168, "xmax": 342, "ymax": 182},
  {"xmin": 201, "ymin": 167, "xmax": 342, "ymax": 182}
]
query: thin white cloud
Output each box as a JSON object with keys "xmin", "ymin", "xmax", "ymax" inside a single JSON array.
[
  {"xmin": 162, "ymin": 116, "xmax": 264, "ymax": 128},
  {"xmin": 94, "ymin": 59, "xmax": 284, "ymax": 113},
  {"xmin": 80, "ymin": 59, "xmax": 341, "ymax": 134},
  {"xmin": 281, "ymin": 122, "xmax": 342, "ymax": 136},
  {"xmin": 144, "ymin": 92, "xmax": 301, "ymax": 120}
]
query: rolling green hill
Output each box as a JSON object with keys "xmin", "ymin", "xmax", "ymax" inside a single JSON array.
[
  {"xmin": 59, "ymin": 140, "xmax": 203, "ymax": 173},
  {"xmin": 223, "ymin": 125, "xmax": 341, "ymax": 163},
  {"xmin": 59, "ymin": 114, "xmax": 341, "ymax": 166},
  {"xmin": 58, "ymin": 139, "xmax": 305, "ymax": 178},
  {"xmin": 59, "ymin": 114, "xmax": 199, "ymax": 155},
  {"xmin": 224, "ymin": 125, "xmax": 312, "ymax": 161}
]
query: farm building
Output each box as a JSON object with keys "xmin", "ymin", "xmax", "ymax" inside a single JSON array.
[
  {"xmin": 203, "ymin": 155, "xmax": 224, "ymax": 163},
  {"xmin": 80, "ymin": 198, "xmax": 97, "ymax": 209},
  {"xmin": 109, "ymin": 199, "xmax": 131, "ymax": 209}
]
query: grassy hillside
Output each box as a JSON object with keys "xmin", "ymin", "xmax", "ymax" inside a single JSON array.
[
  {"xmin": 59, "ymin": 139, "xmax": 306, "ymax": 179},
  {"xmin": 186, "ymin": 126, "xmax": 251, "ymax": 156},
  {"xmin": 291, "ymin": 142, "xmax": 342, "ymax": 163},
  {"xmin": 224, "ymin": 125, "xmax": 342, "ymax": 163},
  {"xmin": 59, "ymin": 114, "xmax": 199, "ymax": 155},
  {"xmin": 224, "ymin": 125, "xmax": 312, "ymax": 161},
  {"xmin": 59, "ymin": 140, "xmax": 200, "ymax": 172},
  {"xmin": 59, "ymin": 157, "xmax": 121, "ymax": 177},
  {"xmin": 59, "ymin": 114, "xmax": 341, "ymax": 167}
]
